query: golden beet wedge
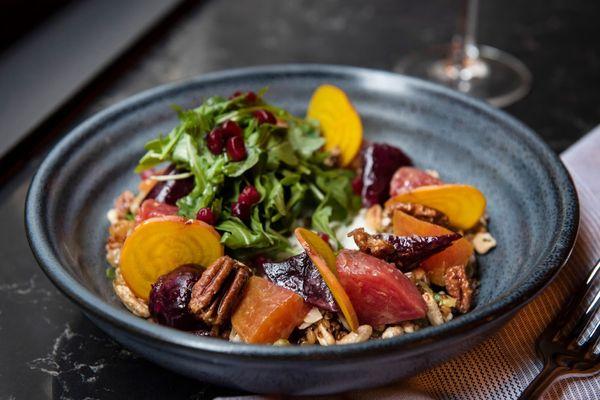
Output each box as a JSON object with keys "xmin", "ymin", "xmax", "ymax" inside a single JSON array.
[
  {"xmin": 307, "ymin": 84, "xmax": 363, "ymax": 166},
  {"xmin": 295, "ymin": 228, "xmax": 359, "ymax": 331},
  {"xmin": 120, "ymin": 215, "xmax": 224, "ymax": 300},
  {"xmin": 386, "ymin": 184, "xmax": 486, "ymax": 230}
]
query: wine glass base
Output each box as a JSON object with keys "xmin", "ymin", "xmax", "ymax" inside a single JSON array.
[{"xmin": 395, "ymin": 45, "xmax": 532, "ymax": 108}]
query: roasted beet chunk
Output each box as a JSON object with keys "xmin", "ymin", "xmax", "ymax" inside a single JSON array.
[
  {"xmin": 348, "ymin": 228, "xmax": 461, "ymax": 271},
  {"xmin": 148, "ymin": 265, "xmax": 204, "ymax": 330},
  {"xmin": 145, "ymin": 165, "xmax": 194, "ymax": 205},
  {"xmin": 263, "ymin": 252, "xmax": 339, "ymax": 312},
  {"xmin": 361, "ymin": 143, "xmax": 412, "ymax": 207}
]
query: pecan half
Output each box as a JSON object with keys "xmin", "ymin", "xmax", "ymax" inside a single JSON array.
[
  {"xmin": 189, "ymin": 256, "xmax": 250, "ymax": 326},
  {"xmin": 444, "ymin": 264, "xmax": 473, "ymax": 313},
  {"xmin": 347, "ymin": 228, "xmax": 395, "ymax": 259},
  {"xmin": 385, "ymin": 202, "xmax": 449, "ymax": 227}
]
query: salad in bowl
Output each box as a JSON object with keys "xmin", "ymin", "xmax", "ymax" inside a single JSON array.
[{"xmin": 105, "ymin": 85, "xmax": 496, "ymax": 345}]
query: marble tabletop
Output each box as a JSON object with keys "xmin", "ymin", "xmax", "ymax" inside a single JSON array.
[{"xmin": 1, "ymin": 0, "xmax": 599, "ymax": 398}]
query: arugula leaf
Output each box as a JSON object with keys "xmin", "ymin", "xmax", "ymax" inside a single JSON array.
[
  {"xmin": 288, "ymin": 120, "xmax": 325, "ymax": 159},
  {"xmin": 134, "ymin": 89, "xmax": 360, "ymax": 259},
  {"xmin": 222, "ymin": 150, "xmax": 260, "ymax": 177},
  {"xmin": 218, "ymin": 218, "xmax": 265, "ymax": 249},
  {"xmin": 311, "ymin": 205, "xmax": 338, "ymax": 246}
]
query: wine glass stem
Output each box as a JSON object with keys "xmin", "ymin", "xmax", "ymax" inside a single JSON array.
[{"xmin": 452, "ymin": 0, "xmax": 480, "ymax": 69}]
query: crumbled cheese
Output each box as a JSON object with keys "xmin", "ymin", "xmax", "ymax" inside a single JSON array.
[
  {"xmin": 107, "ymin": 208, "xmax": 118, "ymax": 224},
  {"xmin": 335, "ymin": 209, "xmax": 375, "ymax": 250},
  {"xmin": 472, "ymin": 232, "xmax": 497, "ymax": 254},
  {"xmin": 229, "ymin": 328, "xmax": 242, "ymax": 342},
  {"xmin": 425, "ymin": 169, "xmax": 440, "ymax": 179},
  {"xmin": 381, "ymin": 216, "xmax": 392, "ymax": 229}
]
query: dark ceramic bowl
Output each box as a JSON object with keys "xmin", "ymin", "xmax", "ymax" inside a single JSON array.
[{"xmin": 26, "ymin": 65, "xmax": 578, "ymax": 395}]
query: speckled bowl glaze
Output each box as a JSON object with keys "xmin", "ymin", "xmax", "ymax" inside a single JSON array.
[{"xmin": 26, "ymin": 65, "xmax": 578, "ymax": 395}]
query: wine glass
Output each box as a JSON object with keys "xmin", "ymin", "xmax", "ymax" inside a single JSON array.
[{"xmin": 396, "ymin": 0, "xmax": 531, "ymax": 108}]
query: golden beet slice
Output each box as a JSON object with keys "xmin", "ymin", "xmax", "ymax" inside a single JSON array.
[
  {"xmin": 393, "ymin": 210, "xmax": 473, "ymax": 286},
  {"xmin": 295, "ymin": 228, "xmax": 360, "ymax": 331},
  {"xmin": 231, "ymin": 277, "xmax": 310, "ymax": 344},
  {"xmin": 307, "ymin": 84, "xmax": 363, "ymax": 166},
  {"xmin": 386, "ymin": 184, "xmax": 486, "ymax": 230},
  {"xmin": 120, "ymin": 216, "xmax": 223, "ymax": 300}
]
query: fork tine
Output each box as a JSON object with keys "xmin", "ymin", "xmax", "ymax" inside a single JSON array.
[
  {"xmin": 586, "ymin": 259, "xmax": 600, "ymax": 285},
  {"xmin": 567, "ymin": 287, "xmax": 600, "ymax": 348},
  {"xmin": 561, "ymin": 259, "xmax": 600, "ymax": 346},
  {"xmin": 582, "ymin": 318, "xmax": 600, "ymax": 355}
]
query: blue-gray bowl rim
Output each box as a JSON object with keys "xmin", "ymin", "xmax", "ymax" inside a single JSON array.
[{"xmin": 25, "ymin": 63, "xmax": 579, "ymax": 361}]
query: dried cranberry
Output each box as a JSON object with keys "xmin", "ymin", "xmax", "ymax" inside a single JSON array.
[
  {"xmin": 226, "ymin": 136, "xmax": 247, "ymax": 161},
  {"xmin": 238, "ymin": 185, "xmax": 261, "ymax": 205},
  {"xmin": 229, "ymin": 91, "xmax": 243, "ymax": 99},
  {"xmin": 231, "ymin": 201, "xmax": 251, "ymax": 220},
  {"xmin": 196, "ymin": 207, "xmax": 216, "ymax": 225},
  {"xmin": 351, "ymin": 175, "xmax": 363, "ymax": 196},
  {"xmin": 148, "ymin": 265, "xmax": 204, "ymax": 330},
  {"xmin": 221, "ymin": 120, "xmax": 243, "ymax": 139},
  {"xmin": 361, "ymin": 143, "xmax": 412, "ymax": 207},
  {"xmin": 253, "ymin": 109, "xmax": 276, "ymax": 125},
  {"xmin": 206, "ymin": 128, "xmax": 226, "ymax": 154}
]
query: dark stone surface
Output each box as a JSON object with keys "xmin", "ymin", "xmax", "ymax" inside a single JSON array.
[{"xmin": 1, "ymin": 0, "xmax": 598, "ymax": 398}]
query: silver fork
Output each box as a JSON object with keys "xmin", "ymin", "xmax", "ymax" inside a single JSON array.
[{"xmin": 519, "ymin": 258, "xmax": 600, "ymax": 399}]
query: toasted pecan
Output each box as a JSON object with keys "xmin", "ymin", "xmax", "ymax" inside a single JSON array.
[
  {"xmin": 386, "ymin": 202, "xmax": 449, "ymax": 227},
  {"xmin": 444, "ymin": 264, "xmax": 473, "ymax": 313},
  {"xmin": 189, "ymin": 256, "xmax": 250, "ymax": 326}
]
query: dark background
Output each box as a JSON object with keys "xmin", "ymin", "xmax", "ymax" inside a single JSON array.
[{"xmin": 0, "ymin": 0, "xmax": 598, "ymax": 399}]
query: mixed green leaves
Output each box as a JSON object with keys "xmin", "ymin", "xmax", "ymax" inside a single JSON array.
[{"xmin": 135, "ymin": 92, "xmax": 360, "ymax": 258}]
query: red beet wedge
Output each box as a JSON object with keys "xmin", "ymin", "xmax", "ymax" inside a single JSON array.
[
  {"xmin": 389, "ymin": 166, "xmax": 443, "ymax": 197},
  {"xmin": 336, "ymin": 250, "xmax": 426, "ymax": 325},
  {"xmin": 136, "ymin": 199, "xmax": 179, "ymax": 223}
]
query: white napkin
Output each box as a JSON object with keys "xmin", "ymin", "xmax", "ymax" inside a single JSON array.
[{"xmin": 219, "ymin": 127, "xmax": 600, "ymax": 400}]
